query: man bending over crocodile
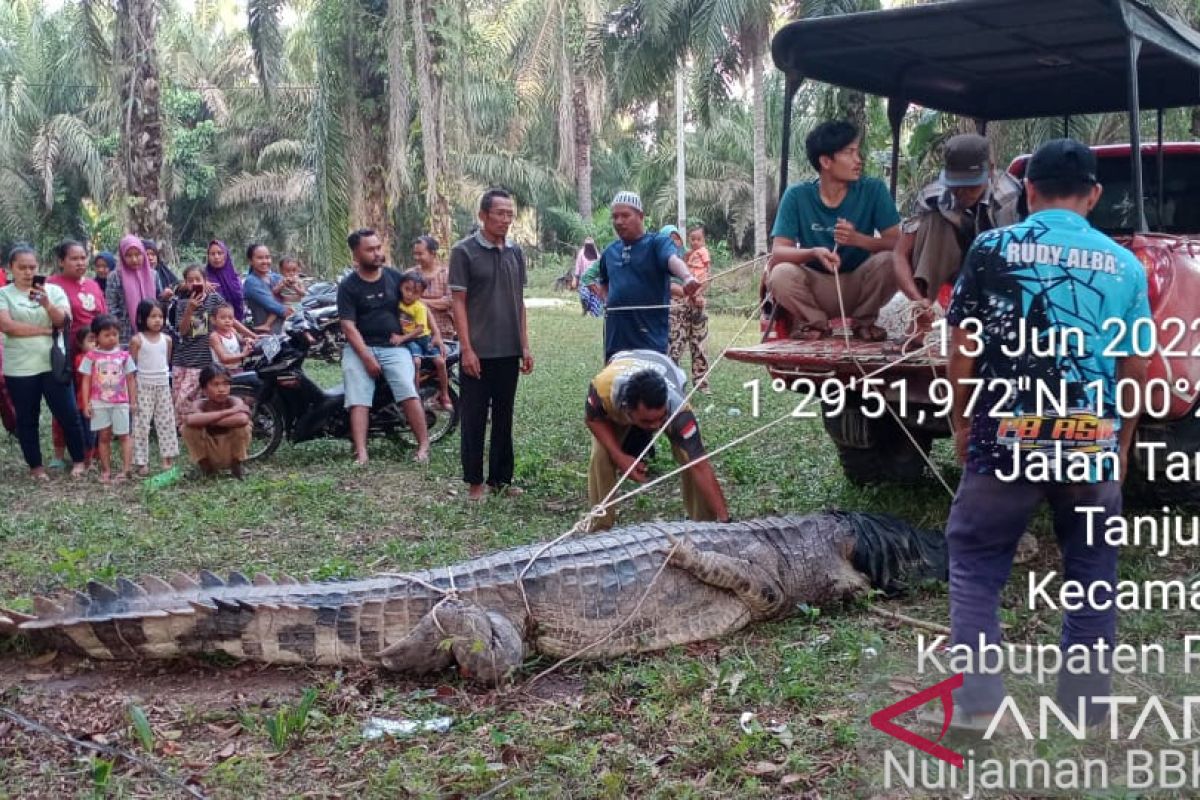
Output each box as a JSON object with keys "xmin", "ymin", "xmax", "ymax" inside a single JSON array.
[
  {"xmin": 585, "ymin": 349, "xmax": 729, "ymax": 531},
  {"xmin": 766, "ymin": 120, "xmax": 900, "ymax": 341}
]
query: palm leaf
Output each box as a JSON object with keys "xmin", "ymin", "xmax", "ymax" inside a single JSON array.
[
  {"xmin": 256, "ymin": 139, "xmax": 306, "ymax": 170},
  {"xmin": 248, "ymin": 0, "xmax": 284, "ymax": 104},
  {"xmin": 219, "ymin": 169, "xmax": 315, "ymax": 207}
]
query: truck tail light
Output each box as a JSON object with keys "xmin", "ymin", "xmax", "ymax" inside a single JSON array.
[{"xmin": 1129, "ymin": 236, "xmax": 1172, "ymax": 308}]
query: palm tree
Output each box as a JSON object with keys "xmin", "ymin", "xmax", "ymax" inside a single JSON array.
[
  {"xmin": 0, "ymin": 1, "xmax": 110, "ymax": 249},
  {"xmin": 500, "ymin": 0, "xmax": 609, "ymax": 221},
  {"xmin": 606, "ymin": 0, "xmax": 694, "ymax": 230},
  {"xmin": 607, "ymin": 0, "xmax": 773, "ymax": 253},
  {"xmin": 411, "ymin": 0, "xmax": 453, "ymax": 247},
  {"xmin": 613, "ymin": 0, "xmax": 888, "ymax": 255},
  {"xmin": 115, "ymin": 0, "xmax": 174, "ymax": 256}
]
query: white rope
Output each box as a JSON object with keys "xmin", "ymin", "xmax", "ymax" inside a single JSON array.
[
  {"xmin": 603, "ymin": 254, "xmax": 767, "ymax": 315},
  {"xmin": 516, "ymin": 291, "xmax": 769, "ymax": 619},
  {"xmin": 828, "ymin": 247, "xmax": 956, "ymax": 498},
  {"xmin": 897, "ymin": 300, "xmax": 947, "ymax": 356},
  {"xmin": 526, "ymin": 538, "xmax": 683, "ymax": 685},
  {"xmin": 605, "ymin": 303, "xmax": 675, "ymax": 313},
  {"xmin": 700, "ymin": 254, "xmax": 769, "ymax": 285},
  {"xmin": 601, "ymin": 410, "xmax": 795, "ymax": 510}
]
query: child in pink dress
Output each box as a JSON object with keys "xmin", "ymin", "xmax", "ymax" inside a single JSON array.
[{"xmin": 80, "ymin": 315, "xmax": 138, "ymax": 483}]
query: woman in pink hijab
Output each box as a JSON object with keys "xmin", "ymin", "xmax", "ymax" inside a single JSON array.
[{"xmin": 105, "ymin": 235, "xmax": 159, "ymax": 343}]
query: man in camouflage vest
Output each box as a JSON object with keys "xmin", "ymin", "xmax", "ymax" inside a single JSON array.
[{"xmin": 893, "ymin": 134, "xmax": 1024, "ymax": 306}]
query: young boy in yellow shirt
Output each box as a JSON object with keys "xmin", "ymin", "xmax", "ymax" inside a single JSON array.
[{"xmin": 395, "ymin": 272, "xmax": 453, "ymax": 410}]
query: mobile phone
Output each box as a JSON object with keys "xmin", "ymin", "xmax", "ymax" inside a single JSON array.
[
  {"xmin": 32, "ymin": 275, "xmax": 45, "ymax": 288},
  {"xmin": 192, "ymin": 284, "xmax": 204, "ymax": 298}
]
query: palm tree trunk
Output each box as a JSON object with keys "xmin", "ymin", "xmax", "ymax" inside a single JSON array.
[
  {"xmin": 836, "ymin": 88, "xmax": 868, "ymax": 137},
  {"xmin": 116, "ymin": 0, "xmax": 173, "ymax": 260},
  {"xmin": 572, "ymin": 75, "xmax": 593, "ymax": 221},
  {"xmin": 346, "ymin": 0, "xmax": 392, "ymax": 255},
  {"xmin": 750, "ymin": 44, "xmax": 768, "ymax": 256},
  {"xmin": 412, "ymin": 0, "xmax": 453, "ymax": 248},
  {"xmin": 386, "ymin": 0, "xmax": 414, "ymax": 204},
  {"xmin": 675, "ymin": 68, "xmax": 686, "ymax": 232}
]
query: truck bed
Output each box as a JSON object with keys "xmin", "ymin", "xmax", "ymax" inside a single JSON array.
[{"xmin": 726, "ymin": 334, "xmax": 946, "ymax": 384}]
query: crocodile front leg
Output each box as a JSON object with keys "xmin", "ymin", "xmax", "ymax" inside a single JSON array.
[
  {"xmin": 378, "ymin": 600, "xmax": 526, "ymax": 684},
  {"xmin": 667, "ymin": 536, "xmax": 787, "ymax": 619}
]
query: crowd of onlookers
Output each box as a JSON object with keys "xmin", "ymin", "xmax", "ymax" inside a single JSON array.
[
  {"xmin": 0, "ymin": 230, "xmax": 465, "ymax": 483},
  {"xmin": 0, "ymin": 182, "xmax": 721, "ymax": 505}
]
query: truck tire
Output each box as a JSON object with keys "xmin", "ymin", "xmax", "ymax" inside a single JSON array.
[{"xmin": 823, "ymin": 397, "xmax": 933, "ymax": 486}]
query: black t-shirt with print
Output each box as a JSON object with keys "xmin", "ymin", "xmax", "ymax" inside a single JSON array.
[{"xmin": 337, "ymin": 268, "xmax": 405, "ymax": 348}]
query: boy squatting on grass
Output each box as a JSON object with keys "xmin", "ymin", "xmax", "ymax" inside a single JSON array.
[
  {"xmin": 80, "ymin": 314, "xmax": 137, "ymax": 483},
  {"xmin": 180, "ymin": 364, "xmax": 253, "ymax": 479}
]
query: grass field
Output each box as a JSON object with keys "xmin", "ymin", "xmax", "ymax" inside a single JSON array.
[{"xmin": 0, "ymin": 265, "xmax": 1193, "ymax": 798}]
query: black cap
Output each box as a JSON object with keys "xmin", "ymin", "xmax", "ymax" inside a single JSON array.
[
  {"xmin": 941, "ymin": 134, "xmax": 990, "ymax": 187},
  {"xmin": 1025, "ymin": 138, "xmax": 1097, "ymax": 185}
]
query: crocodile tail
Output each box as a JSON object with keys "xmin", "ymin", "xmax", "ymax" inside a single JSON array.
[
  {"xmin": 4, "ymin": 572, "xmax": 401, "ymax": 665},
  {"xmin": 839, "ymin": 512, "xmax": 948, "ymax": 596},
  {"xmin": 0, "ymin": 609, "xmax": 33, "ymax": 636}
]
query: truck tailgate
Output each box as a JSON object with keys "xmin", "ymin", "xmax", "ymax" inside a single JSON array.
[{"xmin": 725, "ymin": 336, "xmax": 947, "ymax": 383}]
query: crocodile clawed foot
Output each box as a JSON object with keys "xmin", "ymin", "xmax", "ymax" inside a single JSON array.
[{"xmin": 379, "ymin": 601, "xmax": 526, "ymax": 685}]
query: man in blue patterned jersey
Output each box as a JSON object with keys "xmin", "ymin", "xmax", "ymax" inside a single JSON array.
[{"xmin": 942, "ymin": 139, "xmax": 1152, "ymax": 730}]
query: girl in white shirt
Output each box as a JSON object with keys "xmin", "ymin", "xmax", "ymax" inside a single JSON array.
[
  {"xmin": 129, "ymin": 300, "xmax": 179, "ymax": 475},
  {"xmin": 208, "ymin": 304, "xmax": 250, "ymax": 373}
]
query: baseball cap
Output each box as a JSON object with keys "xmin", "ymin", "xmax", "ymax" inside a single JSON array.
[
  {"xmin": 1025, "ymin": 138, "xmax": 1098, "ymax": 185},
  {"xmin": 940, "ymin": 134, "xmax": 991, "ymax": 187}
]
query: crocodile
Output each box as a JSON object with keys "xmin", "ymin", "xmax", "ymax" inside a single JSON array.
[{"xmin": 0, "ymin": 513, "xmax": 946, "ymax": 684}]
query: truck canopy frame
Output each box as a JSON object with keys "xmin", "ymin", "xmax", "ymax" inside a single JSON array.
[{"xmin": 772, "ymin": 0, "xmax": 1200, "ymax": 232}]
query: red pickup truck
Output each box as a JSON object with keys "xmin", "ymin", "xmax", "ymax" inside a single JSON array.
[{"xmin": 727, "ymin": 0, "xmax": 1200, "ymax": 504}]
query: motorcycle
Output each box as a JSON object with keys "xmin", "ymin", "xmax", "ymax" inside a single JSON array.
[
  {"xmin": 304, "ymin": 303, "xmax": 345, "ymax": 364},
  {"xmin": 230, "ymin": 312, "xmax": 460, "ymax": 462},
  {"xmin": 301, "ymin": 281, "xmax": 338, "ymax": 310},
  {"xmin": 299, "ymin": 281, "xmax": 344, "ymax": 363}
]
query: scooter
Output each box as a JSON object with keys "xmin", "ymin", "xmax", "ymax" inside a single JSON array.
[
  {"xmin": 303, "ymin": 304, "xmax": 344, "ymax": 363},
  {"xmin": 229, "ymin": 312, "xmax": 459, "ymax": 462},
  {"xmin": 298, "ymin": 282, "xmax": 344, "ymax": 363}
]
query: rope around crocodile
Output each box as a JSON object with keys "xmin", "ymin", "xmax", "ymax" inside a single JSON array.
[
  {"xmin": 395, "ymin": 250, "xmax": 953, "ymax": 686},
  {"xmin": 360, "ymin": 250, "xmax": 954, "ymax": 687}
]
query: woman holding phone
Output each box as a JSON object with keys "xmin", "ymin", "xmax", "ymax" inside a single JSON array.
[
  {"xmin": 0, "ymin": 246, "xmax": 88, "ymax": 479},
  {"xmin": 168, "ymin": 265, "xmax": 232, "ymax": 424}
]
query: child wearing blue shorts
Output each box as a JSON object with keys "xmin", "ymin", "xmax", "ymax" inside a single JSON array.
[{"xmin": 394, "ymin": 271, "xmax": 453, "ymax": 411}]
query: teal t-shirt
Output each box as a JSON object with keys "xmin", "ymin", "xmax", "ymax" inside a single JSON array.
[{"xmin": 770, "ymin": 177, "xmax": 900, "ymax": 273}]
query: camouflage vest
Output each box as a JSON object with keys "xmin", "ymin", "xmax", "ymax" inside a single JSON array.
[{"xmin": 906, "ymin": 172, "xmax": 1024, "ymax": 241}]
